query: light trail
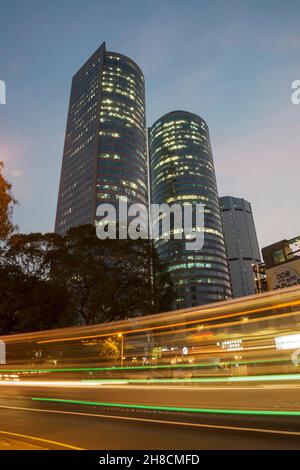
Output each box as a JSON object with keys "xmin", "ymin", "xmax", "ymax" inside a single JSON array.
[
  {"xmin": 1, "ymin": 381, "xmax": 299, "ymax": 390},
  {"xmin": 80, "ymin": 373, "xmax": 300, "ymax": 384},
  {"xmin": 0, "ymin": 356, "xmax": 287, "ymax": 373},
  {"xmin": 1, "ymin": 378, "xmax": 300, "ymax": 390},
  {"xmin": 31, "ymin": 397, "xmax": 300, "ymax": 417},
  {"xmin": 0, "ymin": 380, "xmax": 128, "ymax": 387},
  {"xmin": 1, "ymin": 286, "xmax": 300, "ymax": 384},
  {"xmin": 2, "ymin": 373, "xmax": 300, "ymax": 386},
  {"xmin": 36, "ymin": 298, "xmax": 300, "ymax": 345}
]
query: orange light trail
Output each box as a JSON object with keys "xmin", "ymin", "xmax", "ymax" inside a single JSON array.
[{"xmin": 36, "ymin": 299, "xmax": 300, "ymax": 345}]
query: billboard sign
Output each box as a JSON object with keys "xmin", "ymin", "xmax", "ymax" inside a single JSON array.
[{"xmin": 266, "ymin": 258, "xmax": 300, "ymax": 290}]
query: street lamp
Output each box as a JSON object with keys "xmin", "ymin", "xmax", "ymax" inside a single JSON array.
[{"xmin": 118, "ymin": 333, "xmax": 124, "ymax": 368}]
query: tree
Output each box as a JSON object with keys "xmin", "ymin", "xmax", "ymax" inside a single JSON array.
[
  {"xmin": 51, "ymin": 224, "xmax": 175, "ymax": 324},
  {"xmin": 0, "ymin": 162, "xmax": 16, "ymax": 240},
  {"xmin": 0, "ymin": 264, "xmax": 72, "ymax": 334},
  {"xmin": 0, "ymin": 232, "xmax": 73, "ymax": 334},
  {"xmin": 2, "ymin": 232, "xmax": 62, "ymax": 279},
  {"xmin": 96, "ymin": 337, "xmax": 120, "ymax": 363},
  {"xmin": 0, "ymin": 224, "xmax": 175, "ymax": 334}
]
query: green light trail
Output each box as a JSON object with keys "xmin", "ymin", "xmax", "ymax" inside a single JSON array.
[{"xmin": 31, "ymin": 397, "xmax": 300, "ymax": 417}]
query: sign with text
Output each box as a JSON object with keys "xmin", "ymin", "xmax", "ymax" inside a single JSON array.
[{"xmin": 267, "ymin": 258, "xmax": 300, "ymax": 290}]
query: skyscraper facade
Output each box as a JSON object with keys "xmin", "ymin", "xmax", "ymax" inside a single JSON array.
[
  {"xmin": 149, "ymin": 110, "xmax": 232, "ymax": 308},
  {"xmin": 55, "ymin": 42, "xmax": 147, "ymax": 234},
  {"xmin": 220, "ymin": 196, "xmax": 261, "ymax": 298}
]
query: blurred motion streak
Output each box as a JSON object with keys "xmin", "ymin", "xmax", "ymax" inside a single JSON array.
[{"xmin": 1, "ymin": 286, "xmax": 300, "ymax": 385}]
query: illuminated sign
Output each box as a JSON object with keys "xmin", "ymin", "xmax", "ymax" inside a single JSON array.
[
  {"xmin": 267, "ymin": 258, "xmax": 300, "ymax": 290},
  {"xmin": 275, "ymin": 334, "xmax": 300, "ymax": 350},
  {"xmin": 218, "ymin": 339, "xmax": 243, "ymax": 351}
]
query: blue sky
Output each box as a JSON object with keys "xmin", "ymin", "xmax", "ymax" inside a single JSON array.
[{"xmin": 0, "ymin": 0, "xmax": 299, "ymax": 248}]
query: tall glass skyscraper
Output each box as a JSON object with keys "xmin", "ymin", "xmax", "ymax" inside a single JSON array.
[
  {"xmin": 220, "ymin": 196, "xmax": 261, "ymax": 298},
  {"xmin": 55, "ymin": 42, "xmax": 147, "ymax": 234},
  {"xmin": 149, "ymin": 111, "xmax": 232, "ymax": 308}
]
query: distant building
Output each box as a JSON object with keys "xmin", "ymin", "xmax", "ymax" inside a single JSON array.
[
  {"xmin": 262, "ymin": 236, "xmax": 300, "ymax": 290},
  {"xmin": 149, "ymin": 110, "xmax": 232, "ymax": 308},
  {"xmin": 55, "ymin": 42, "xmax": 148, "ymax": 234},
  {"xmin": 253, "ymin": 262, "xmax": 268, "ymax": 294},
  {"xmin": 220, "ymin": 196, "xmax": 261, "ymax": 298}
]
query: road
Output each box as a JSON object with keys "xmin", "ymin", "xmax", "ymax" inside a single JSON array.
[{"xmin": 1, "ymin": 382, "xmax": 300, "ymax": 449}]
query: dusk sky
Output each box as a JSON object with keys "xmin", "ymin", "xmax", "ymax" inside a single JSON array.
[{"xmin": 0, "ymin": 0, "xmax": 299, "ymax": 249}]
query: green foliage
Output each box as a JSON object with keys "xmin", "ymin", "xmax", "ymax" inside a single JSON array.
[{"xmin": 96, "ymin": 337, "xmax": 120, "ymax": 362}]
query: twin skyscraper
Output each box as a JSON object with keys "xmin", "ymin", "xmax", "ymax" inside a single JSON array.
[{"xmin": 55, "ymin": 42, "xmax": 232, "ymax": 309}]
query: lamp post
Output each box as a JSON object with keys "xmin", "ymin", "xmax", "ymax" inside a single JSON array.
[{"xmin": 118, "ymin": 333, "xmax": 124, "ymax": 368}]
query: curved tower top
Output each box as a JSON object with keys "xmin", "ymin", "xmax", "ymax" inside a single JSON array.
[{"xmin": 151, "ymin": 110, "xmax": 208, "ymax": 128}]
